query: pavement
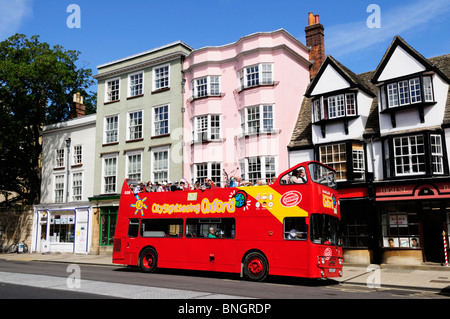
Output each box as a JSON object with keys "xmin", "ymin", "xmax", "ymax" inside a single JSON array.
[{"xmin": 1, "ymin": 252, "xmax": 450, "ymax": 295}]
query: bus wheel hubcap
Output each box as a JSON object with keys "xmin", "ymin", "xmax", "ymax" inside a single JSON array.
[
  {"xmin": 248, "ymin": 258, "xmax": 263, "ymax": 275},
  {"xmin": 144, "ymin": 254, "xmax": 154, "ymax": 268}
]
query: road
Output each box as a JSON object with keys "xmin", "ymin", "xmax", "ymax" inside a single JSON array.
[{"xmin": 0, "ymin": 258, "xmax": 448, "ymax": 303}]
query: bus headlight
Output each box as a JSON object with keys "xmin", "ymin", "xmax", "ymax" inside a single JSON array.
[{"xmin": 321, "ymin": 257, "xmax": 325, "ymax": 265}]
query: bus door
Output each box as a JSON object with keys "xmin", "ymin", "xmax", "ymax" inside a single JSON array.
[{"xmin": 120, "ymin": 219, "xmax": 140, "ymax": 265}]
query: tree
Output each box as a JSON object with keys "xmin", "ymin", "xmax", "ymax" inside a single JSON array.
[{"xmin": 0, "ymin": 34, "xmax": 95, "ymax": 206}]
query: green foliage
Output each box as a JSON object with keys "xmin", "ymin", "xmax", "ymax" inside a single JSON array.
[{"xmin": 0, "ymin": 34, "xmax": 95, "ymax": 205}]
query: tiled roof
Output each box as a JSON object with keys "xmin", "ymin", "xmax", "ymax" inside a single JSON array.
[{"xmin": 289, "ymin": 45, "xmax": 450, "ymax": 149}]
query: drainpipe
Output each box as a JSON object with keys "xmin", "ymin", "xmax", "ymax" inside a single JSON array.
[
  {"xmin": 66, "ymin": 138, "xmax": 71, "ymax": 203},
  {"xmin": 181, "ymin": 55, "xmax": 186, "ymax": 180}
]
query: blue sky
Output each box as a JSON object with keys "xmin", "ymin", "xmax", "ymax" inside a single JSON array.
[{"xmin": 1, "ymin": 0, "xmax": 449, "ymax": 92}]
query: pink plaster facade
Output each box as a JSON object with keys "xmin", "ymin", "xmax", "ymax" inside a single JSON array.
[{"xmin": 182, "ymin": 29, "xmax": 311, "ymax": 185}]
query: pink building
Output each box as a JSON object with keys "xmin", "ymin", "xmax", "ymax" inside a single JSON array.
[{"xmin": 182, "ymin": 29, "xmax": 312, "ymax": 186}]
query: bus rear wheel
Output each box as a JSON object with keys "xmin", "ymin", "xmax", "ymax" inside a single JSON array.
[
  {"xmin": 243, "ymin": 252, "xmax": 268, "ymax": 282},
  {"xmin": 140, "ymin": 247, "xmax": 158, "ymax": 273}
]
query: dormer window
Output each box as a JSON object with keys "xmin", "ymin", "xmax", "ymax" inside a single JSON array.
[
  {"xmin": 379, "ymin": 75, "xmax": 435, "ymax": 127},
  {"xmin": 312, "ymin": 92, "xmax": 357, "ymax": 122},
  {"xmin": 379, "ymin": 75, "xmax": 434, "ymax": 111}
]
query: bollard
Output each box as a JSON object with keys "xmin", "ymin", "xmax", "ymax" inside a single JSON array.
[{"xmin": 443, "ymin": 231, "xmax": 448, "ymax": 267}]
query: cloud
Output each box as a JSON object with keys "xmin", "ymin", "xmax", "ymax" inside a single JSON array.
[
  {"xmin": 0, "ymin": 0, "xmax": 33, "ymax": 40},
  {"xmin": 325, "ymin": 0, "xmax": 450, "ymax": 57}
]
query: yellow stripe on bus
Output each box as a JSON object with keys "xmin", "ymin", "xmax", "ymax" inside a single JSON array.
[{"xmin": 237, "ymin": 186, "xmax": 308, "ymax": 224}]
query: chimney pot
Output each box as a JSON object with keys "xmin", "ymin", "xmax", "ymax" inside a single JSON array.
[
  {"xmin": 308, "ymin": 12, "xmax": 315, "ymax": 25},
  {"xmin": 315, "ymin": 14, "xmax": 320, "ymax": 24}
]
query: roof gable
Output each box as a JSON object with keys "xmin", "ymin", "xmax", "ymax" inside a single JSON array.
[
  {"xmin": 376, "ymin": 45, "xmax": 426, "ymax": 82},
  {"xmin": 309, "ymin": 63, "xmax": 351, "ymax": 96},
  {"xmin": 372, "ymin": 36, "xmax": 450, "ymax": 84},
  {"xmin": 306, "ymin": 55, "xmax": 376, "ymax": 98}
]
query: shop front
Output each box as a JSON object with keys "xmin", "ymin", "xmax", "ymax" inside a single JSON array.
[
  {"xmin": 375, "ymin": 182, "xmax": 450, "ymax": 265},
  {"xmin": 339, "ymin": 187, "xmax": 379, "ymax": 264},
  {"xmin": 32, "ymin": 205, "xmax": 93, "ymax": 254}
]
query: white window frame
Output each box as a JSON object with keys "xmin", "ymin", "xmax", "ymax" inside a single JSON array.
[
  {"xmin": 126, "ymin": 150, "xmax": 142, "ymax": 181},
  {"xmin": 153, "ymin": 63, "xmax": 170, "ymax": 91},
  {"xmin": 387, "ymin": 83, "xmax": 399, "ymax": 108},
  {"xmin": 54, "ymin": 174, "xmax": 65, "ymax": 203},
  {"xmin": 72, "ymin": 145, "xmax": 82, "ymax": 166},
  {"xmin": 191, "ymin": 76, "xmax": 221, "ymax": 99},
  {"xmin": 193, "ymin": 162, "xmax": 222, "ymax": 186},
  {"xmin": 241, "ymin": 156, "xmax": 277, "ymax": 185},
  {"xmin": 352, "ymin": 149, "xmax": 365, "ymax": 180},
  {"xmin": 72, "ymin": 172, "xmax": 83, "ymax": 201},
  {"xmin": 423, "ymin": 76, "xmax": 434, "ymax": 102},
  {"xmin": 127, "ymin": 110, "xmax": 143, "ymax": 141},
  {"xmin": 193, "ymin": 114, "xmax": 221, "ymax": 142},
  {"xmin": 241, "ymin": 104, "xmax": 275, "ymax": 135},
  {"xmin": 151, "ymin": 146, "xmax": 170, "ymax": 183},
  {"xmin": 55, "ymin": 149, "xmax": 65, "ymax": 168},
  {"xmin": 152, "ymin": 104, "xmax": 170, "ymax": 137},
  {"xmin": 381, "ymin": 76, "xmax": 434, "ymax": 109},
  {"xmin": 102, "ymin": 154, "xmax": 118, "ymax": 194},
  {"xmin": 238, "ymin": 63, "xmax": 273, "ymax": 90},
  {"xmin": 105, "ymin": 77, "xmax": 120, "ymax": 102},
  {"xmin": 409, "ymin": 77, "xmax": 422, "ymax": 104},
  {"xmin": 431, "ymin": 134, "xmax": 444, "ymax": 175},
  {"xmin": 128, "ymin": 71, "xmax": 144, "ymax": 97},
  {"xmin": 393, "ymin": 135, "xmax": 426, "ymax": 176},
  {"xmin": 104, "ymin": 115, "xmax": 119, "ymax": 144},
  {"xmin": 345, "ymin": 93, "xmax": 356, "ymax": 116}
]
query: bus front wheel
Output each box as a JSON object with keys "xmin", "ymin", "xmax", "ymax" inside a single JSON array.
[
  {"xmin": 243, "ymin": 252, "xmax": 268, "ymax": 282},
  {"xmin": 140, "ymin": 247, "xmax": 158, "ymax": 273}
]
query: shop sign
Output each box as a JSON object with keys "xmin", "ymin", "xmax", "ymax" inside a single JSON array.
[
  {"xmin": 339, "ymin": 187, "xmax": 369, "ymax": 199},
  {"xmin": 389, "ymin": 214, "xmax": 407, "ymax": 227}
]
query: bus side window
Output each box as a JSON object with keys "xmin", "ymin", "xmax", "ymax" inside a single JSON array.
[
  {"xmin": 141, "ymin": 219, "xmax": 183, "ymax": 238},
  {"xmin": 186, "ymin": 218, "xmax": 236, "ymax": 239},
  {"xmin": 283, "ymin": 217, "xmax": 307, "ymax": 240},
  {"xmin": 128, "ymin": 219, "xmax": 140, "ymax": 238}
]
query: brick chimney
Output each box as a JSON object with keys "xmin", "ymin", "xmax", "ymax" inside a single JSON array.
[
  {"xmin": 305, "ymin": 12, "xmax": 325, "ymax": 79},
  {"xmin": 70, "ymin": 92, "xmax": 85, "ymax": 118}
]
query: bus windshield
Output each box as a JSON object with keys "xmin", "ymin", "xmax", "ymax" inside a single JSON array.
[
  {"xmin": 310, "ymin": 214, "xmax": 341, "ymax": 246},
  {"xmin": 308, "ymin": 163, "xmax": 336, "ymax": 189}
]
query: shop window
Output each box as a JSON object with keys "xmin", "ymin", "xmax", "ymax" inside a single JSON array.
[
  {"xmin": 49, "ymin": 212, "xmax": 75, "ymax": 243},
  {"xmin": 380, "ymin": 202, "xmax": 420, "ymax": 248},
  {"xmin": 341, "ymin": 204, "xmax": 370, "ymax": 248},
  {"xmin": 100, "ymin": 208, "xmax": 118, "ymax": 246}
]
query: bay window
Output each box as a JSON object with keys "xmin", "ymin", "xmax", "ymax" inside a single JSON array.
[
  {"xmin": 379, "ymin": 75, "xmax": 434, "ymax": 110},
  {"xmin": 312, "ymin": 92, "xmax": 357, "ymax": 122},
  {"xmin": 238, "ymin": 63, "xmax": 273, "ymax": 90},
  {"xmin": 193, "ymin": 114, "xmax": 221, "ymax": 142},
  {"xmin": 191, "ymin": 76, "xmax": 221, "ymax": 99},
  {"xmin": 383, "ymin": 132, "xmax": 447, "ymax": 178},
  {"xmin": 241, "ymin": 104, "xmax": 274, "ymax": 135}
]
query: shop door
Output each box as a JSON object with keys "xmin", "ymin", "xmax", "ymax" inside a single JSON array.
[
  {"xmin": 421, "ymin": 203, "xmax": 445, "ymax": 263},
  {"xmin": 74, "ymin": 209, "xmax": 89, "ymax": 254}
]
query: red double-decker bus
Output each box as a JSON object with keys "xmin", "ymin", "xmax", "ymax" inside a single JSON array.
[{"xmin": 112, "ymin": 161, "xmax": 343, "ymax": 281}]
